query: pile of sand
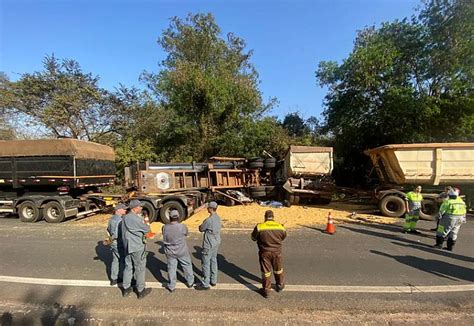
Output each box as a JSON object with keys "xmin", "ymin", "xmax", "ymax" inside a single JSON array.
[{"xmin": 72, "ymin": 202, "xmax": 398, "ymax": 232}]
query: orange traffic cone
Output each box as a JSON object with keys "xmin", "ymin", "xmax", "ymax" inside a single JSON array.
[
  {"xmin": 325, "ymin": 212, "xmax": 336, "ymax": 235},
  {"xmin": 143, "ymin": 215, "xmax": 155, "ymax": 239}
]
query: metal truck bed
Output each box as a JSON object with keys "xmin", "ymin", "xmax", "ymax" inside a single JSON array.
[{"xmin": 365, "ymin": 143, "xmax": 474, "ymax": 186}]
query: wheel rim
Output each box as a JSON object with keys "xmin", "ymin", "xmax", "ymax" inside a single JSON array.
[
  {"xmin": 386, "ymin": 201, "xmax": 400, "ymax": 213},
  {"xmin": 47, "ymin": 207, "xmax": 60, "ymax": 220},
  {"xmin": 22, "ymin": 206, "xmax": 35, "ymax": 219}
]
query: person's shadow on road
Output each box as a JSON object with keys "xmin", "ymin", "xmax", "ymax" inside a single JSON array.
[
  {"xmin": 371, "ymin": 250, "xmax": 474, "ymax": 282},
  {"xmin": 93, "ymin": 241, "xmax": 112, "ymax": 282},
  {"xmin": 192, "ymin": 245, "xmax": 260, "ymax": 290}
]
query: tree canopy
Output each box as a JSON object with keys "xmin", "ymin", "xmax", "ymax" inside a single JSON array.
[{"xmin": 316, "ymin": 0, "xmax": 474, "ymax": 184}]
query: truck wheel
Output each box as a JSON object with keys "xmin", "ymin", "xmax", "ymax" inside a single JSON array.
[
  {"xmin": 420, "ymin": 199, "xmax": 438, "ymax": 221},
  {"xmin": 224, "ymin": 197, "xmax": 235, "ymax": 206},
  {"xmin": 248, "ymin": 158, "xmax": 264, "ymax": 169},
  {"xmin": 18, "ymin": 201, "xmax": 42, "ymax": 223},
  {"xmin": 250, "ymin": 186, "xmax": 266, "ymax": 193},
  {"xmin": 251, "ymin": 191, "xmax": 266, "ymax": 198},
  {"xmin": 379, "ymin": 195, "xmax": 405, "ymax": 218},
  {"xmin": 263, "ymin": 158, "xmax": 276, "ymax": 169},
  {"xmin": 43, "ymin": 201, "xmax": 66, "ymax": 223},
  {"xmin": 290, "ymin": 195, "xmax": 300, "ymax": 205},
  {"xmin": 160, "ymin": 201, "xmax": 186, "ymax": 224},
  {"xmin": 141, "ymin": 201, "xmax": 157, "ymax": 223}
]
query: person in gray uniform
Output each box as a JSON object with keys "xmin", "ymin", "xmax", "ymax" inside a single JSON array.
[
  {"xmin": 107, "ymin": 203, "xmax": 127, "ymax": 286},
  {"xmin": 162, "ymin": 210, "xmax": 195, "ymax": 292},
  {"xmin": 196, "ymin": 201, "xmax": 222, "ymax": 290},
  {"xmin": 121, "ymin": 199, "xmax": 152, "ymax": 299}
]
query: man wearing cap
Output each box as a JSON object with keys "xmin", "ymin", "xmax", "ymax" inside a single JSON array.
[
  {"xmin": 121, "ymin": 199, "xmax": 152, "ymax": 299},
  {"xmin": 107, "ymin": 203, "xmax": 127, "ymax": 286},
  {"xmin": 162, "ymin": 209, "xmax": 195, "ymax": 292},
  {"xmin": 196, "ymin": 201, "xmax": 221, "ymax": 290},
  {"xmin": 251, "ymin": 210, "xmax": 287, "ymax": 298},
  {"xmin": 434, "ymin": 188, "xmax": 467, "ymax": 251},
  {"xmin": 403, "ymin": 185, "xmax": 423, "ymax": 234}
]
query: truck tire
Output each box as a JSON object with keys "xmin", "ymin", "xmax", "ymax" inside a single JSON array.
[
  {"xmin": 250, "ymin": 186, "xmax": 266, "ymax": 193},
  {"xmin": 18, "ymin": 201, "xmax": 42, "ymax": 223},
  {"xmin": 248, "ymin": 158, "xmax": 264, "ymax": 169},
  {"xmin": 224, "ymin": 197, "xmax": 236, "ymax": 206},
  {"xmin": 141, "ymin": 201, "xmax": 157, "ymax": 223},
  {"xmin": 43, "ymin": 201, "xmax": 66, "ymax": 223},
  {"xmin": 251, "ymin": 191, "xmax": 266, "ymax": 198},
  {"xmin": 160, "ymin": 201, "xmax": 186, "ymax": 224},
  {"xmin": 379, "ymin": 195, "xmax": 405, "ymax": 218},
  {"xmin": 263, "ymin": 158, "xmax": 276, "ymax": 169},
  {"xmin": 420, "ymin": 198, "xmax": 439, "ymax": 221},
  {"xmin": 290, "ymin": 195, "xmax": 300, "ymax": 205}
]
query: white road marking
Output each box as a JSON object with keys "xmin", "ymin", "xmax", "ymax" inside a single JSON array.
[{"xmin": 0, "ymin": 275, "xmax": 473, "ymax": 293}]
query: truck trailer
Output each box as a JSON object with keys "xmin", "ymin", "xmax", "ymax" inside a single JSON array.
[
  {"xmin": 0, "ymin": 139, "xmax": 116, "ymax": 222},
  {"xmin": 365, "ymin": 142, "xmax": 474, "ymax": 220}
]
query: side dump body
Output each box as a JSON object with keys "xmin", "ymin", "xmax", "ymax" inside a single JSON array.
[
  {"xmin": 0, "ymin": 139, "xmax": 115, "ymax": 194},
  {"xmin": 365, "ymin": 143, "xmax": 474, "ymax": 186},
  {"xmin": 284, "ymin": 146, "xmax": 333, "ymax": 178}
]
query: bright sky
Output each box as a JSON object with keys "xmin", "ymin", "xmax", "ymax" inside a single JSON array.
[{"xmin": 0, "ymin": 0, "xmax": 419, "ymax": 120}]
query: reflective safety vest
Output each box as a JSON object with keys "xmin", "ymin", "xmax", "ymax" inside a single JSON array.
[
  {"xmin": 406, "ymin": 191, "xmax": 423, "ymax": 210},
  {"xmin": 440, "ymin": 197, "xmax": 467, "ymax": 216}
]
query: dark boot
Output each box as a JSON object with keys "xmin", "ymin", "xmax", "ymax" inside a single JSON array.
[
  {"xmin": 137, "ymin": 288, "xmax": 152, "ymax": 299},
  {"xmin": 433, "ymin": 236, "xmax": 443, "ymax": 249},
  {"xmin": 122, "ymin": 287, "xmax": 132, "ymax": 297},
  {"xmin": 446, "ymin": 238, "xmax": 456, "ymax": 251}
]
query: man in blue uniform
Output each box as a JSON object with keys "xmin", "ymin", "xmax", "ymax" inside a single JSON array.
[
  {"xmin": 196, "ymin": 201, "xmax": 221, "ymax": 290},
  {"xmin": 121, "ymin": 200, "xmax": 152, "ymax": 299},
  {"xmin": 162, "ymin": 210, "xmax": 194, "ymax": 292},
  {"xmin": 107, "ymin": 203, "xmax": 127, "ymax": 286}
]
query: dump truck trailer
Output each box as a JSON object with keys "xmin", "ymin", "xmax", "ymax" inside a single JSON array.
[
  {"xmin": 278, "ymin": 146, "xmax": 334, "ymax": 205},
  {"xmin": 365, "ymin": 143, "xmax": 474, "ymax": 220},
  {"xmin": 0, "ymin": 139, "xmax": 116, "ymax": 223}
]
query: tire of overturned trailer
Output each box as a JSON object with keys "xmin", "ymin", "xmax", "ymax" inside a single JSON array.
[
  {"xmin": 141, "ymin": 201, "xmax": 157, "ymax": 223},
  {"xmin": 419, "ymin": 198, "xmax": 439, "ymax": 221},
  {"xmin": 160, "ymin": 201, "xmax": 186, "ymax": 224},
  {"xmin": 379, "ymin": 195, "xmax": 406, "ymax": 218},
  {"xmin": 43, "ymin": 201, "xmax": 66, "ymax": 223},
  {"xmin": 17, "ymin": 201, "xmax": 42, "ymax": 223},
  {"xmin": 248, "ymin": 158, "xmax": 264, "ymax": 169},
  {"xmin": 263, "ymin": 158, "xmax": 277, "ymax": 169}
]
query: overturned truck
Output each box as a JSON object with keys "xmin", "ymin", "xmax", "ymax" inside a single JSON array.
[
  {"xmin": 125, "ymin": 145, "xmax": 335, "ymax": 222},
  {"xmin": 0, "ymin": 139, "xmax": 116, "ymax": 222},
  {"xmin": 365, "ymin": 143, "xmax": 474, "ymax": 220}
]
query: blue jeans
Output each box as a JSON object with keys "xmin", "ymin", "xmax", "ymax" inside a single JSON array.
[
  {"xmin": 123, "ymin": 249, "xmax": 147, "ymax": 292},
  {"xmin": 166, "ymin": 254, "xmax": 194, "ymax": 290},
  {"xmin": 201, "ymin": 246, "xmax": 219, "ymax": 287}
]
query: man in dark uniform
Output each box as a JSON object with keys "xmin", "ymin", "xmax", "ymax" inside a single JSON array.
[
  {"xmin": 107, "ymin": 203, "xmax": 127, "ymax": 286},
  {"xmin": 121, "ymin": 199, "xmax": 152, "ymax": 299},
  {"xmin": 251, "ymin": 210, "xmax": 287, "ymax": 298}
]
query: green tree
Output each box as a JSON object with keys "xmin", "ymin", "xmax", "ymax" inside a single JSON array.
[
  {"xmin": 3, "ymin": 55, "xmax": 116, "ymax": 141},
  {"xmin": 316, "ymin": 0, "xmax": 474, "ymax": 185},
  {"xmin": 142, "ymin": 13, "xmax": 278, "ymax": 161}
]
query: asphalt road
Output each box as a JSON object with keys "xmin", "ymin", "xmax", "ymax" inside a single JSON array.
[{"xmin": 0, "ymin": 216, "xmax": 473, "ymax": 324}]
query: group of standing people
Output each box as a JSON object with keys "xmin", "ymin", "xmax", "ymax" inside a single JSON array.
[
  {"xmin": 403, "ymin": 185, "xmax": 467, "ymax": 251},
  {"xmin": 106, "ymin": 200, "xmax": 222, "ymax": 299},
  {"xmin": 106, "ymin": 199, "xmax": 287, "ymax": 299}
]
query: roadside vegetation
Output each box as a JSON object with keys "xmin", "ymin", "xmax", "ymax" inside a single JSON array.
[{"xmin": 1, "ymin": 0, "xmax": 472, "ymax": 185}]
